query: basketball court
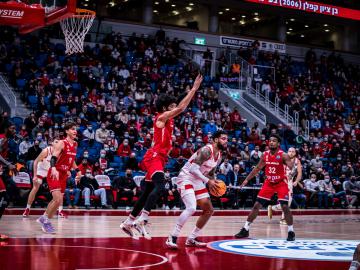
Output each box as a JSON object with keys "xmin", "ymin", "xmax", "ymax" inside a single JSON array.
[{"xmin": 1, "ymin": 209, "xmax": 359, "ymax": 270}]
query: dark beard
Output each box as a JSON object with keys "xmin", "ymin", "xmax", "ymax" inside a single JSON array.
[{"xmin": 217, "ymin": 143, "xmax": 226, "ymax": 150}]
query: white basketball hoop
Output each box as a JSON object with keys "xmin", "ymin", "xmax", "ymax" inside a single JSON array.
[{"xmin": 60, "ymin": 8, "xmax": 95, "ymax": 55}]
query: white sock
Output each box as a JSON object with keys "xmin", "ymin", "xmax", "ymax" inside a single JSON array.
[
  {"xmin": 244, "ymin": 221, "xmax": 251, "ymax": 230},
  {"xmin": 138, "ymin": 210, "xmax": 149, "ymax": 222},
  {"xmin": 171, "ymin": 224, "xmax": 183, "ymax": 237},
  {"xmin": 26, "ymin": 204, "xmax": 31, "ymax": 209},
  {"xmin": 42, "ymin": 213, "xmax": 49, "ymax": 222},
  {"xmin": 288, "ymin": 225, "xmax": 294, "ymax": 232},
  {"xmin": 189, "ymin": 226, "xmax": 201, "ymax": 240},
  {"xmin": 58, "ymin": 206, "xmax": 63, "ymax": 212},
  {"xmin": 124, "ymin": 215, "xmax": 136, "ymax": 225},
  {"xmin": 349, "ymin": 261, "xmax": 360, "ymax": 270},
  {"xmin": 272, "ymin": 204, "xmax": 281, "ymax": 211}
]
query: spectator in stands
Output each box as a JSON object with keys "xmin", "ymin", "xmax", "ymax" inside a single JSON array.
[
  {"xmin": 95, "ymin": 122, "xmax": 110, "ymax": 144},
  {"xmin": 26, "ymin": 140, "xmax": 42, "ymax": 173},
  {"xmin": 227, "ymin": 164, "xmax": 245, "ymax": 208},
  {"xmin": 113, "ymin": 169, "xmax": 137, "ymax": 210},
  {"xmin": 305, "ymin": 174, "xmax": 319, "ymax": 207},
  {"xmin": 162, "ymin": 171, "xmax": 180, "ymax": 210},
  {"xmin": 64, "ymin": 177, "xmax": 80, "ymax": 209},
  {"xmin": 181, "ymin": 141, "xmax": 194, "ymax": 159},
  {"xmin": 203, "ymin": 120, "xmax": 217, "ymax": 134},
  {"xmin": 78, "ymin": 158, "xmax": 93, "ymax": 175},
  {"xmin": 126, "ymin": 152, "xmax": 139, "ymax": 171},
  {"xmin": 220, "ymin": 158, "xmax": 233, "ymax": 175},
  {"xmin": 292, "ymin": 181, "xmax": 306, "ymax": 209},
  {"xmin": 310, "ymin": 115, "xmax": 322, "ymax": 132},
  {"xmin": 82, "ymin": 124, "xmax": 95, "ymax": 146},
  {"xmin": 310, "ymin": 155, "xmax": 323, "ymax": 173},
  {"xmin": 80, "ymin": 169, "xmax": 108, "ymax": 210},
  {"xmin": 343, "ymin": 176, "xmax": 360, "ymax": 208},
  {"xmin": 117, "ymin": 139, "xmax": 131, "ymax": 157},
  {"xmin": 18, "ymin": 136, "xmax": 32, "ymax": 160},
  {"xmin": 31, "ymin": 121, "xmax": 46, "ymax": 140}
]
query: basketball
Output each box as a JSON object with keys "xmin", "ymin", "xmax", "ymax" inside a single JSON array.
[{"xmin": 210, "ymin": 180, "xmax": 227, "ymax": 197}]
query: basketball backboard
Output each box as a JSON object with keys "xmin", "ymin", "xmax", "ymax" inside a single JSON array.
[{"xmin": 0, "ymin": 0, "xmax": 76, "ymax": 34}]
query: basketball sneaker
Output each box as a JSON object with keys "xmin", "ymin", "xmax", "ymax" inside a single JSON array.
[
  {"xmin": 234, "ymin": 228, "xmax": 249, "ymax": 238},
  {"xmin": 279, "ymin": 219, "xmax": 287, "ymax": 225},
  {"xmin": 165, "ymin": 235, "xmax": 178, "ymax": 249},
  {"xmin": 185, "ymin": 238, "xmax": 207, "ymax": 247},
  {"xmin": 0, "ymin": 234, "xmax": 9, "ymax": 241},
  {"xmin": 58, "ymin": 210, "xmax": 68, "ymax": 218},
  {"xmin": 22, "ymin": 208, "xmax": 30, "ymax": 218},
  {"xmin": 287, "ymin": 231, "xmax": 295, "ymax": 241},
  {"xmin": 133, "ymin": 219, "xmax": 151, "ymax": 240},
  {"xmin": 37, "ymin": 216, "xmax": 56, "ymax": 234},
  {"xmin": 120, "ymin": 222, "xmax": 139, "ymax": 240},
  {"xmin": 267, "ymin": 205, "xmax": 273, "ymax": 219}
]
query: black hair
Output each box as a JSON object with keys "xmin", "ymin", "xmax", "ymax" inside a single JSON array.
[
  {"xmin": 64, "ymin": 121, "xmax": 76, "ymax": 131},
  {"xmin": 213, "ymin": 130, "xmax": 228, "ymax": 139},
  {"xmin": 269, "ymin": 134, "xmax": 282, "ymax": 143},
  {"xmin": 155, "ymin": 94, "xmax": 177, "ymax": 113}
]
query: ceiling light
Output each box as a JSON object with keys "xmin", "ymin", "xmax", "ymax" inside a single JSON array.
[
  {"xmin": 290, "ymin": 18, "xmax": 295, "ymax": 21},
  {"xmin": 232, "ymin": 17, "xmax": 236, "ymax": 20},
  {"xmin": 225, "ymin": 8, "xmax": 230, "ymax": 11},
  {"xmin": 240, "ymin": 20, "xmax": 245, "ymax": 25},
  {"xmin": 83, "ymin": 3, "xmax": 88, "ymax": 6},
  {"xmin": 218, "ymin": 11, "xmax": 223, "ymax": 14},
  {"xmin": 305, "ymin": 25, "xmax": 309, "ymax": 28},
  {"xmin": 165, "ymin": 0, "xmax": 169, "ymax": 2},
  {"xmin": 241, "ymin": 15, "xmax": 246, "ymax": 18},
  {"xmin": 186, "ymin": 6, "xmax": 192, "ymax": 11},
  {"xmin": 171, "ymin": 4, "xmax": 176, "ymax": 7},
  {"xmin": 286, "ymin": 21, "xmax": 288, "ymax": 24},
  {"xmin": 286, "ymin": 31, "xmax": 291, "ymax": 34},
  {"xmin": 325, "ymin": 29, "xmax": 330, "ymax": 32},
  {"xmin": 153, "ymin": 10, "xmax": 158, "ymax": 13},
  {"xmin": 109, "ymin": 1, "xmax": 115, "ymax": 7},
  {"xmin": 254, "ymin": 12, "xmax": 258, "ymax": 16},
  {"xmin": 172, "ymin": 10, "xmax": 179, "ymax": 15},
  {"xmin": 154, "ymin": 1, "xmax": 159, "ymax": 4},
  {"xmin": 254, "ymin": 17, "xmax": 260, "ymax": 21},
  {"xmin": 289, "ymin": 28, "xmax": 293, "ymax": 31},
  {"xmin": 189, "ymin": 2, "xmax": 194, "ymax": 5},
  {"xmin": 301, "ymin": 34, "xmax": 304, "ymax": 38},
  {"xmin": 324, "ymin": 24, "xmax": 328, "ymax": 27}
]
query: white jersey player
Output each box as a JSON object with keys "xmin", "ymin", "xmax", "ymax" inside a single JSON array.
[
  {"xmin": 22, "ymin": 139, "xmax": 67, "ymax": 218},
  {"xmin": 166, "ymin": 131, "xmax": 228, "ymax": 249},
  {"xmin": 268, "ymin": 147, "xmax": 302, "ymax": 224}
]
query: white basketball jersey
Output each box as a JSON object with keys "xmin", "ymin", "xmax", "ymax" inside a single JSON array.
[
  {"xmin": 178, "ymin": 144, "xmax": 221, "ymax": 181},
  {"xmin": 37, "ymin": 146, "xmax": 53, "ymax": 177}
]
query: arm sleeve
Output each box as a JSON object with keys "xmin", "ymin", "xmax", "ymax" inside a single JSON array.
[{"xmin": 189, "ymin": 163, "xmax": 209, "ymax": 184}]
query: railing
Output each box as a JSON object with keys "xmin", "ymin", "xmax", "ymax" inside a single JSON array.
[
  {"xmin": 220, "ymin": 82, "xmax": 266, "ymax": 125},
  {"xmin": 0, "ymin": 74, "xmax": 17, "ymax": 116},
  {"xmin": 247, "ymin": 83, "xmax": 296, "ymax": 129}
]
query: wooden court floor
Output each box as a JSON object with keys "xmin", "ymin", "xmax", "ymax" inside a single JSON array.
[{"xmin": 1, "ymin": 209, "xmax": 359, "ymax": 270}]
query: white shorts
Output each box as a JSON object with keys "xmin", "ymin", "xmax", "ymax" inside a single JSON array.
[{"xmin": 177, "ymin": 174, "xmax": 209, "ymax": 201}]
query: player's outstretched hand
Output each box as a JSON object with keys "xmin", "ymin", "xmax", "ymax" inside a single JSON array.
[{"xmin": 191, "ymin": 74, "xmax": 203, "ymax": 91}]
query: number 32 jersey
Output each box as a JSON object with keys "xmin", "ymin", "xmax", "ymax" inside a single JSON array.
[{"xmin": 263, "ymin": 149, "xmax": 286, "ymax": 184}]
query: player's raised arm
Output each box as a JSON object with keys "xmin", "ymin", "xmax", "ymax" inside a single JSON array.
[
  {"xmin": 157, "ymin": 74, "xmax": 203, "ymax": 126},
  {"xmin": 240, "ymin": 156, "xmax": 266, "ymax": 188}
]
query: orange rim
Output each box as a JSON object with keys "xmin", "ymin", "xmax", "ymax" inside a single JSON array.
[{"xmin": 72, "ymin": 8, "xmax": 96, "ymax": 18}]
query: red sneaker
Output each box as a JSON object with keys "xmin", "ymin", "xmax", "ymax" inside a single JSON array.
[
  {"xmin": 22, "ymin": 208, "xmax": 30, "ymax": 218},
  {"xmin": 58, "ymin": 210, "xmax": 68, "ymax": 218}
]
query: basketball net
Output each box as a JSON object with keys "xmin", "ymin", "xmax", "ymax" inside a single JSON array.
[{"xmin": 60, "ymin": 8, "xmax": 95, "ymax": 55}]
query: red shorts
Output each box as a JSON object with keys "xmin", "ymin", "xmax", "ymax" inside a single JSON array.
[
  {"xmin": 46, "ymin": 169, "xmax": 68, "ymax": 193},
  {"xmin": 140, "ymin": 150, "xmax": 167, "ymax": 182},
  {"xmin": 0, "ymin": 177, "xmax": 5, "ymax": 192},
  {"xmin": 257, "ymin": 179, "xmax": 289, "ymax": 202}
]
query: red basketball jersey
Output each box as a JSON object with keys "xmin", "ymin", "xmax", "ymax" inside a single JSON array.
[
  {"xmin": 263, "ymin": 149, "xmax": 286, "ymax": 183},
  {"xmin": 151, "ymin": 114, "xmax": 174, "ymax": 156},
  {"xmin": 56, "ymin": 139, "xmax": 77, "ymax": 172}
]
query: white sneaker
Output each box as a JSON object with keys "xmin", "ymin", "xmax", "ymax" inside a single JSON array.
[
  {"xmin": 133, "ymin": 219, "xmax": 152, "ymax": 240},
  {"xmin": 125, "ymin": 206, "xmax": 131, "ymax": 211},
  {"xmin": 120, "ymin": 222, "xmax": 139, "ymax": 240},
  {"xmin": 165, "ymin": 235, "xmax": 178, "ymax": 249},
  {"xmin": 185, "ymin": 238, "xmax": 207, "ymax": 247},
  {"xmin": 161, "ymin": 205, "xmax": 166, "ymax": 210},
  {"xmin": 173, "ymin": 207, "xmax": 180, "ymax": 210},
  {"xmin": 165, "ymin": 206, "xmax": 170, "ymax": 210}
]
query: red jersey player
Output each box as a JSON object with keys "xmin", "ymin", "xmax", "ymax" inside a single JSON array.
[
  {"xmin": 120, "ymin": 74, "xmax": 203, "ymax": 240},
  {"xmin": 36, "ymin": 122, "xmax": 81, "ymax": 234},
  {"xmin": 234, "ymin": 134, "xmax": 296, "ymax": 241}
]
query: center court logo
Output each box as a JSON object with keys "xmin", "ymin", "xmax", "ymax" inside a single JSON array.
[{"xmin": 208, "ymin": 239, "xmax": 357, "ymax": 261}]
